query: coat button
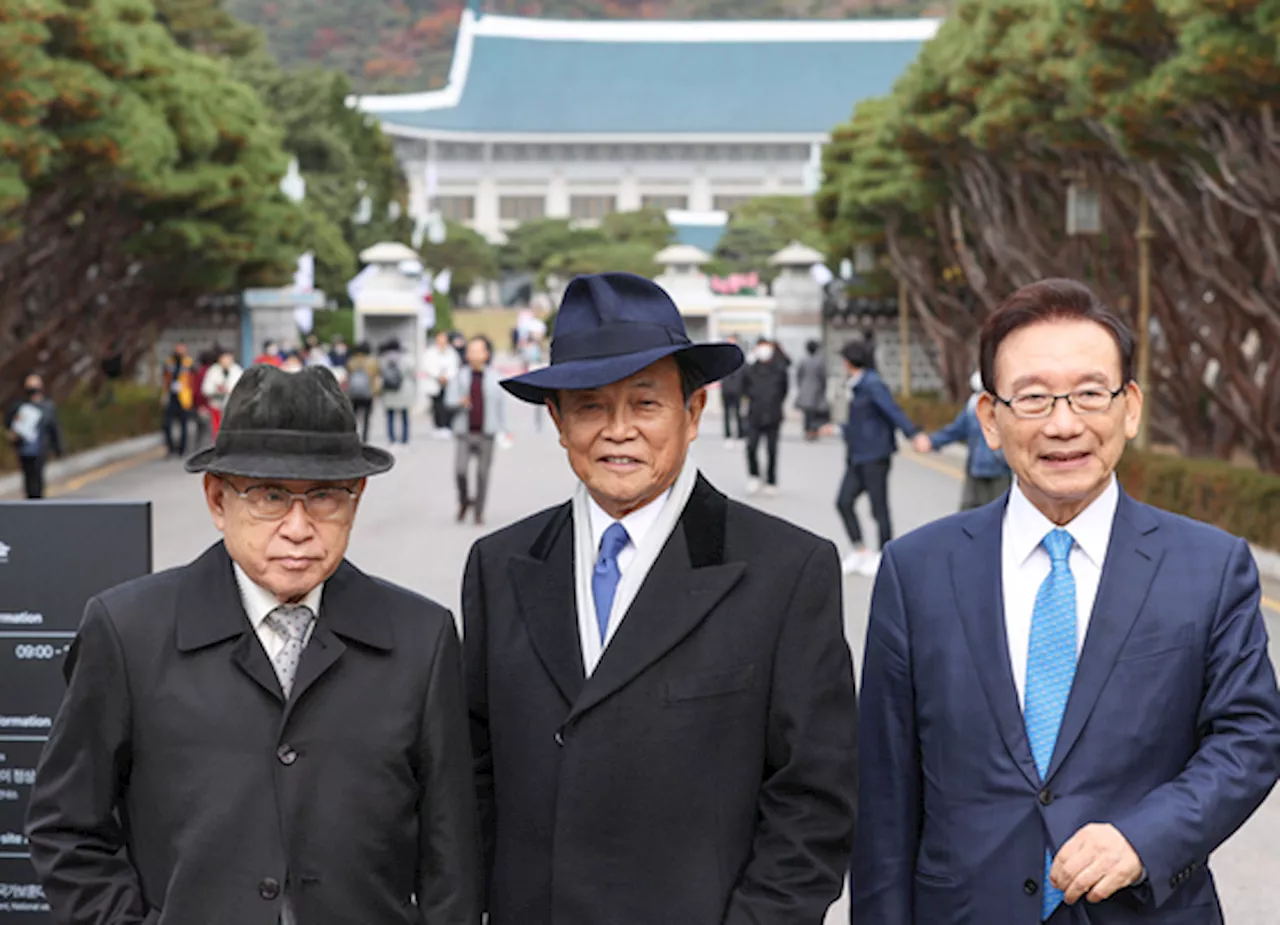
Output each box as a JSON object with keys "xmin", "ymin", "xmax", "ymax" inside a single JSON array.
[
  {"xmin": 277, "ymin": 745, "xmax": 298, "ymax": 766},
  {"xmin": 1038, "ymin": 789, "xmax": 1053, "ymax": 806},
  {"xmin": 1023, "ymin": 879, "xmax": 1038, "ymax": 895},
  {"xmin": 554, "ymin": 730, "xmax": 565, "ymax": 747},
  {"xmin": 259, "ymin": 878, "xmax": 280, "ymax": 900}
]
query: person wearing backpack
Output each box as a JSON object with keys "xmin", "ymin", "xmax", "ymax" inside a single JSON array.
[
  {"xmin": 345, "ymin": 342, "xmax": 378, "ymax": 441},
  {"xmin": 378, "ymin": 338, "xmax": 415, "ymax": 445}
]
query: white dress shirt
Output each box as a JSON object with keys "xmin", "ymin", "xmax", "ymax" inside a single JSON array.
[
  {"xmin": 573, "ymin": 459, "xmax": 699, "ymax": 676},
  {"xmin": 1001, "ymin": 476, "xmax": 1119, "ymax": 708},
  {"xmin": 233, "ymin": 563, "xmax": 324, "ymax": 659}
]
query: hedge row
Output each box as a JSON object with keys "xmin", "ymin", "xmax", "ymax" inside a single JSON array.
[
  {"xmin": 893, "ymin": 395, "xmax": 1280, "ymax": 550},
  {"xmin": 1, "ymin": 384, "xmax": 163, "ymax": 474}
]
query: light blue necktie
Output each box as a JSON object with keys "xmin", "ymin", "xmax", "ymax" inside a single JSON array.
[
  {"xmin": 1024, "ymin": 528, "xmax": 1078, "ymax": 921},
  {"xmin": 592, "ymin": 522, "xmax": 630, "ymax": 643}
]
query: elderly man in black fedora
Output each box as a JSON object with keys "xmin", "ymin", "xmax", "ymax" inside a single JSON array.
[
  {"xmin": 26, "ymin": 366, "xmax": 481, "ymax": 925},
  {"xmin": 462, "ymin": 272, "xmax": 858, "ymax": 925}
]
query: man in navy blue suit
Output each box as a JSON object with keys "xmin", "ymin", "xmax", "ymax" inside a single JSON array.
[{"xmin": 852, "ymin": 277, "xmax": 1280, "ymax": 924}]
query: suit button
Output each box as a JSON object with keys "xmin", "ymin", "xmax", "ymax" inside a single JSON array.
[
  {"xmin": 259, "ymin": 878, "xmax": 280, "ymax": 900},
  {"xmin": 1038, "ymin": 789, "xmax": 1053, "ymax": 806},
  {"xmin": 1024, "ymin": 879, "xmax": 1038, "ymax": 895},
  {"xmin": 554, "ymin": 731, "xmax": 565, "ymax": 747},
  {"xmin": 1170, "ymin": 876, "xmax": 1179, "ymax": 889},
  {"xmin": 277, "ymin": 745, "xmax": 298, "ymax": 766}
]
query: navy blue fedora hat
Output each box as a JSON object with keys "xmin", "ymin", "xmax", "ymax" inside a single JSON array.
[{"xmin": 502, "ymin": 272, "xmax": 745, "ymax": 404}]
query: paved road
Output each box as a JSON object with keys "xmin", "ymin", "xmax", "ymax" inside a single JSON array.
[{"xmin": 57, "ymin": 401, "xmax": 1280, "ymax": 923}]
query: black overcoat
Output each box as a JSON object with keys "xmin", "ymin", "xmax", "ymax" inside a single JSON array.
[
  {"xmin": 463, "ymin": 475, "xmax": 857, "ymax": 925},
  {"xmin": 26, "ymin": 543, "xmax": 481, "ymax": 925}
]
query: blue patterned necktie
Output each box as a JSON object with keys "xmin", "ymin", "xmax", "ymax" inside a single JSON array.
[
  {"xmin": 592, "ymin": 522, "xmax": 630, "ymax": 643},
  {"xmin": 1024, "ymin": 528, "xmax": 1078, "ymax": 920}
]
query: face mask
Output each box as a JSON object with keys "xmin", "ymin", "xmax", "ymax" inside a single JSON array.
[
  {"xmin": 25, "ymin": 387, "xmax": 40, "ymax": 398},
  {"xmin": 971, "ymin": 372, "xmax": 984, "ymax": 393},
  {"xmin": 756, "ymin": 346, "xmax": 774, "ymax": 362}
]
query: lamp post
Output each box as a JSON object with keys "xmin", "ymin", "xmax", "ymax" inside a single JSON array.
[{"xmin": 1135, "ymin": 188, "xmax": 1154, "ymax": 450}]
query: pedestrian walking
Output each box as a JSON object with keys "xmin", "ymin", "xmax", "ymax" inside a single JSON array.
[
  {"xmin": 25, "ymin": 365, "xmax": 482, "ymax": 925},
  {"xmin": 829, "ymin": 339, "xmax": 921, "ymax": 576},
  {"xmin": 424, "ymin": 331, "xmax": 462, "ymax": 438},
  {"xmin": 344, "ymin": 341, "xmax": 378, "ymax": 442},
  {"xmin": 5, "ymin": 374, "xmax": 62, "ymax": 499},
  {"xmin": 253, "ymin": 340, "xmax": 283, "ymax": 368},
  {"xmin": 913, "ymin": 370, "xmax": 1012, "ymax": 510},
  {"xmin": 378, "ymin": 337, "xmax": 415, "ymax": 445},
  {"xmin": 718, "ymin": 333, "xmax": 746, "ymax": 446},
  {"xmin": 446, "ymin": 336, "xmax": 508, "ymax": 526},
  {"xmin": 464, "ymin": 272, "xmax": 857, "ymax": 925},
  {"xmin": 795, "ymin": 339, "xmax": 830, "ymax": 441},
  {"xmin": 191, "ymin": 349, "xmax": 216, "ymax": 451},
  {"xmin": 200, "ymin": 347, "xmax": 243, "ymax": 439},
  {"xmin": 161, "ymin": 341, "xmax": 197, "ymax": 457},
  {"xmin": 742, "ymin": 338, "xmax": 789, "ymax": 496},
  {"xmin": 520, "ymin": 332, "xmax": 548, "ymax": 433},
  {"xmin": 852, "ymin": 278, "xmax": 1280, "ymax": 924}
]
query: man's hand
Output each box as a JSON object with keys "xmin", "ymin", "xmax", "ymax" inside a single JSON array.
[
  {"xmin": 911, "ymin": 434, "xmax": 932, "ymax": 454},
  {"xmin": 819, "ymin": 423, "xmax": 839, "ymax": 438},
  {"xmin": 1051, "ymin": 823, "xmax": 1144, "ymax": 904}
]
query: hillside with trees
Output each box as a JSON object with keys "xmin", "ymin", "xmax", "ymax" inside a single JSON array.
[{"xmin": 225, "ymin": 0, "xmax": 950, "ymax": 93}]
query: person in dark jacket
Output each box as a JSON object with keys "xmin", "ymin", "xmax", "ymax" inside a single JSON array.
[
  {"xmin": 914, "ymin": 370, "xmax": 1012, "ymax": 509},
  {"xmin": 830, "ymin": 340, "xmax": 920, "ymax": 577},
  {"xmin": 26, "ymin": 366, "xmax": 481, "ymax": 925},
  {"xmin": 742, "ymin": 338, "xmax": 789, "ymax": 496},
  {"xmin": 795, "ymin": 340, "xmax": 830, "ymax": 441},
  {"xmin": 5, "ymin": 374, "xmax": 63, "ymax": 499},
  {"xmin": 718, "ymin": 333, "xmax": 747, "ymax": 445}
]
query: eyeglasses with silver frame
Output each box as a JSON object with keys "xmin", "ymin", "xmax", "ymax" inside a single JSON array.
[
  {"xmin": 993, "ymin": 384, "xmax": 1128, "ymax": 420},
  {"xmin": 221, "ymin": 479, "xmax": 361, "ymax": 521}
]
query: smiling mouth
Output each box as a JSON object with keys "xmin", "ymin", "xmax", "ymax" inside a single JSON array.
[
  {"xmin": 1042, "ymin": 450, "xmax": 1090, "ymax": 465},
  {"xmin": 600, "ymin": 456, "xmax": 643, "ymax": 467}
]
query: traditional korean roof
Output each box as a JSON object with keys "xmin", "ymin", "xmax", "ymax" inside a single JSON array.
[{"xmin": 355, "ymin": 11, "xmax": 940, "ymax": 137}]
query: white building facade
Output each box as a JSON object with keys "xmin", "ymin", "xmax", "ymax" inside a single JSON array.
[{"xmin": 355, "ymin": 11, "xmax": 940, "ymax": 245}]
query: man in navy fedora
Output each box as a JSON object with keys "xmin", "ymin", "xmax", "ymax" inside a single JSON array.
[{"xmin": 462, "ymin": 272, "xmax": 858, "ymax": 925}]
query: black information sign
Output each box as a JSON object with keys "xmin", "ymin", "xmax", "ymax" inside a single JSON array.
[{"xmin": 0, "ymin": 502, "xmax": 151, "ymax": 921}]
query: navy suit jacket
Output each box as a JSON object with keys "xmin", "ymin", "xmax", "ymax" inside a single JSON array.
[{"xmin": 852, "ymin": 489, "xmax": 1280, "ymax": 924}]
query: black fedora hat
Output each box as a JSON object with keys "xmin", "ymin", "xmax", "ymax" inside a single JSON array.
[
  {"xmin": 502, "ymin": 272, "xmax": 744, "ymax": 404},
  {"xmin": 185, "ymin": 365, "xmax": 395, "ymax": 481}
]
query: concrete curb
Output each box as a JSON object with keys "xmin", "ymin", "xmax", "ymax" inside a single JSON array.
[{"xmin": 0, "ymin": 433, "xmax": 164, "ymax": 499}]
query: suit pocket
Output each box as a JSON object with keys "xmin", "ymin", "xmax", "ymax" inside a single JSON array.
[
  {"xmin": 663, "ymin": 665, "xmax": 756, "ymax": 704},
  {"xmin": 1116, "ymin": 622, "xmax": 1194, "ymax": 663}
]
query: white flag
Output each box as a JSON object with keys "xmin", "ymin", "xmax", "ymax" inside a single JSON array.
[
  {"xmin": 346, "ymin": 264, "xmax": 377, "ymax": 304},
  {"xmin": 433, "ymin": 268, "xmax": 452, "ymax": 294}
]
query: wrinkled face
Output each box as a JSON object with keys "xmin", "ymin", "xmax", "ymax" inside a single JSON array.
[
  {"xmin": 203, "ymin": 474, "xmax": 364, "ymax": 602},
  {"xmin": 977, "ymin": 319, "xmax": 1141, "ymax": 523},
  {"xmin": 548, "ymin": 357, "xmax": 705, "ymax": 519}
]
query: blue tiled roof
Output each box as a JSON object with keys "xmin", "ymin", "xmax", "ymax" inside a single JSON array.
[
  {"xmin": 370, "ymin": 19, "xmax": 932, "ymax": 135},
  {"xmin": 673, "ymin": 222, "xmax": 725, "ymax": 253}
]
